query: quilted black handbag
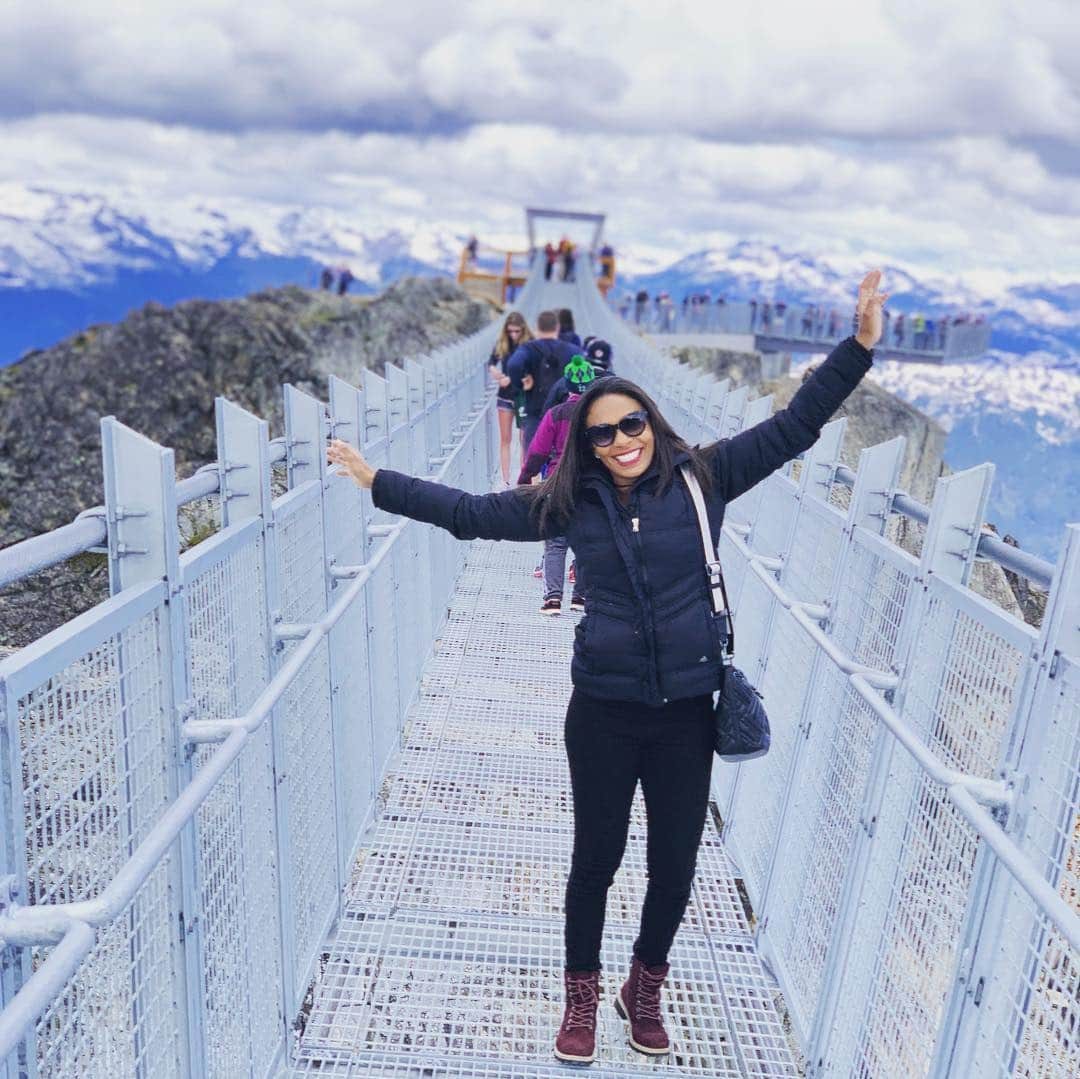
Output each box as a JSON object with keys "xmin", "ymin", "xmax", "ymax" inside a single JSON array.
[{"xmin": 679, "ymin": 466, "xmax": 771, "ymax": 763}]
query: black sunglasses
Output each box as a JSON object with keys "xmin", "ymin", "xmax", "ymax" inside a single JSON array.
[{"xmin": 584, "ymin": 409, "xmax": 649, "ymax": 447}]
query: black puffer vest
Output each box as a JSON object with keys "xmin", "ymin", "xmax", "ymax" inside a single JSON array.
[{"xmin": 565, "ymin": 451, "xmax": 725, "ymax": 706}]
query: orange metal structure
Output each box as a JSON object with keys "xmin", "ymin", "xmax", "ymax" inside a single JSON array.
[{"xmin": 457, "ymin": 245, "xmax": 529, "ymax": 305}]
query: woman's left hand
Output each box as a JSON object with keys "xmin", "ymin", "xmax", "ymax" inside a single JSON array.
[
  {"xmin": 855, "ymin": 270, "xmax": 890, "ymax": 351},
  {"xmin": 327, "ymin": 439, "xmax": 377, "ymax": 489}
]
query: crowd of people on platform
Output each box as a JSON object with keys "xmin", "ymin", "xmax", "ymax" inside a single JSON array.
[
  {"xmin": 487, "ymin": 308, "xmax": 614, "ymax": 615},
  {"xmin": 617, "ymin": 287, "xmax": 983, "ymax": 351}
]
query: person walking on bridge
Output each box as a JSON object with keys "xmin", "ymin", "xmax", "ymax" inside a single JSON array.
[
  {"xmin": 328, "ymin": 271, "xmax": 889, "ymax": 1067},
  {"xmin": 505, "ymin": 310, "xmax": 579, "ymax": 449},
  {"xmin": 488, "ymin": 311, "xmax": 534, "ymax": 486},
  {"xmin": 518, "ymin": 355, "xmax": 598, "ymax": 614}
]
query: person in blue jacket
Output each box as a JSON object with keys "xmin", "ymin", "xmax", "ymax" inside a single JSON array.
[
  {"xmin": 328, "ymin": 270, "xmax": 889, "ymax": 1066},
  {"xmin": 506, "ymin": 309, "xmax": 579, "ymax": 447}
]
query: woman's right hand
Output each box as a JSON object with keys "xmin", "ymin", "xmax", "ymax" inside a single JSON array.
[
  {"xmin": 855, "ymin": 270, "xmax": 889, "ymax": 350},
  {"xmin": 327, "ymin": 439, "xmax": 377, "ymax": 489}
]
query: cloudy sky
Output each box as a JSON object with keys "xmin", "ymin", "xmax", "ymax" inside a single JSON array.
[{"xmin": 3, "ymin": 0, "xmax": 1080, "ymax": 278}]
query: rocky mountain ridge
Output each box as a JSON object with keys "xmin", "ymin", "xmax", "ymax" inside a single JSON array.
[{"xmin": 0, "ymin": 277, "xmax": 494, "ymax": 646}]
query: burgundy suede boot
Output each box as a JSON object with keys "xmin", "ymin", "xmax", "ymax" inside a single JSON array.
[
  {"xmin": 554, "ymin": 970, "xmax": 600, "ymax": 1065},
  {"xmin": 614, "ymin": 955, "xmax": 671, "ymax": 1055}
]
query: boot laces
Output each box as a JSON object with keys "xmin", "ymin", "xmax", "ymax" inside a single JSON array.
[
  {"xmin": 565, "ymin": 978, "xmax": 599, "ymax": 1030},
  {"xmin": 636, "ymin": 967, "xmax": 666, "ymax": 1022}
]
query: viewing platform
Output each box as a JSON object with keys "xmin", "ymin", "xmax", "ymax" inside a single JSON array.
[{"xmin": 624, "ymin": 299, "xmax": 991, "ymax": 364}]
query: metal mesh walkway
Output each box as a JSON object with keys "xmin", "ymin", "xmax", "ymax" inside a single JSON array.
[{"xmin": 292, "ymin": 538, "xmax": 802, "ymax": 1077}]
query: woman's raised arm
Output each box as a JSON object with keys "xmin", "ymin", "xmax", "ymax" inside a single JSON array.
[
  {"xmin": 327, "ymin": 439, "xmax": 542, "ymax": 542},
  {"xmin": 708, "ymin": 271, "xmax": 888, "ymax": 502}
]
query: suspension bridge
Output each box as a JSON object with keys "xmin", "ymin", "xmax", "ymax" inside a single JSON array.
[{"xmin": 0, "ymin": 220, "xmax": 1076, "ymax": 1078}]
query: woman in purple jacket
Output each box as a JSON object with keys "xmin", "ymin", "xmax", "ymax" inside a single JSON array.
[
  {"xmin": 329, "ymin": 271, "xmax": 888, "ymax": 1066},
  {"xmin": 519, "ymin": 355, "xmax": 598, "ymax": 614}
]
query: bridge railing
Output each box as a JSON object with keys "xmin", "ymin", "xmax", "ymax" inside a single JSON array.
[
  {"xmin": 616, "ymin": 296, "xmax": 992, "ymax": 358},
  {"xmin": 0, "ymin": 330, "xmax": 499, "ymax": 1078},
  {"xmin": 579, "ymin": 267, "xmax": 1077, "ymax": 1077}
]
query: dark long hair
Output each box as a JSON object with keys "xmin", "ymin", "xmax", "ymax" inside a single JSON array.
[{"xmin": 520, "ymin": 376, "xmax": 713, "ymax": 533}]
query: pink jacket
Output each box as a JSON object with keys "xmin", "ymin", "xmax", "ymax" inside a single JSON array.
[{"xmin": 517, "ymin": 394, "xmax": 580, "ymax": 484}]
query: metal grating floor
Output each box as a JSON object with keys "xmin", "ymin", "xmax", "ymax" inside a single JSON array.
[{"xmin": 293, "ymin": 538, "xmax": 802, "ymax": 1077}]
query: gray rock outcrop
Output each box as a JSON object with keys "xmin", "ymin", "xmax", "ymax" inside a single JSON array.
[{"xmin": 0, "ymin": 279, "xmax": 495, "ymax": 646}]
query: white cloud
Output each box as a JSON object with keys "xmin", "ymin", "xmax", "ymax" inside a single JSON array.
[
  {"xmin": 2, "ymin": 115, "xmax": 1080, "ymax": 279},
  {"xmin": 4, "ymin": 1, "xmax": 1079, "ymax": 144},
  {"xmin": 1, "ymin": 3, "xmax": 1078, "ymax": 281}
]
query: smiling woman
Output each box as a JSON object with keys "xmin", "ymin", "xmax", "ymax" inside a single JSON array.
[{"xmin": 329, "ymin": 270, "xmax": 888, "ymax": 1063}]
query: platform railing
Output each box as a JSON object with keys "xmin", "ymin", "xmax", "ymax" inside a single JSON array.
[
  {"xmin": 617, "ymin": 296, "xmax": 992, "ymax": 359},
  {"xmin": 0, "ymin": 329, "xmax": 499, "ymax": 1078}
]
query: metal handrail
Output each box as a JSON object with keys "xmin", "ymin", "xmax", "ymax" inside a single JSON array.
[
  {"xmin": 831, "ymin": 464, "xmax": 1054, "ymax": 589},
  {"xmin": 727, "ymin": 525, "xmax": 1020, "ymax": 808},
  {"xmin": 0, "ymin": 391, "xmax": 489, "ymax": 947},
  {"xmin": 0, "ymin": 373, "xmax": 492, "ymax": 1062}
]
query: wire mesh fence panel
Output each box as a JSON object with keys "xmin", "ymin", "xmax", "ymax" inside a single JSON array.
[
  {"xmin": 724, "ymin": 496, "xmax": 847, "ymax": 911},
  {"xmin": 367, "ymin": 551, "xmax": 401, "ymax": 790},
  {"xmin": 390, "ymin": 533, "xmax": 425, "ymax": 713},
  {"xmin": 4, "ymin": 588, "xmax": 184, "ymax": 1077},
  {"xmin": 822, "ymin": 579, "xmax": 1034, "ymax": 1076},
  {"xmin": 274, "ymin": 487, "xmax": 340, "ymax": 1013},
  {"xmin": 323, "ymin": 467, "xmax": 376, "ymax": 875},
  {"xmin": 183, "ymin": 527, "xmax": 285, "ymax": 1078},
  {"xmin": 966, "ymin": 653, "xmax": 1080, "ymax": 1079},
  {"xmin": 761, "ymin": 533, "xmax": 917, "ymax": 1040},
  {"xmin": 30, "ymin": 865, "xmax": 181, "ymax": 1079}
]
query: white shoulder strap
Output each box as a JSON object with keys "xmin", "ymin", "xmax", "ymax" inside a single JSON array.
[{"xmin": 679, "ymin": 464, "xmax": 725, "ymax": 617}]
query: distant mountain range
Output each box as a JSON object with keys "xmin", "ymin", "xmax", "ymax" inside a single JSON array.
[
  {"xmin": 617, "ymin": 241, "xmax": 1080, "ymax": 362},
  {"xmin": 1, "ymin": 187, "xmax": 1076, "ymax": 562},
  {"xmin": 0, "ymin": 187, "xmax": 457, "ymax": 365}
]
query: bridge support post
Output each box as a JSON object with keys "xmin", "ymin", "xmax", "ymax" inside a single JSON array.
[
  {"xmin": 357, "ymin": 369, "xmax": 403, "ymax": 784},
  {"xmin": 215, "ymin": 397, "xmax": 292, "ymax": 1069},
  {"xmin": 403, "ymin": 360, "xmax": 429, "ymax": 477},
  {"xmin": 759, "ymin": 350, "xmax": 791, "ymax": 380},
  {"xmin": 717, "ymin": 384, "xmax": 750, "ymax": 442},
  {"xmin": 704, "ymin": 378, "xmax": 731, "ymax": 434},
  {"xmin": 283, "ymin": 384, "xmax": 347, "ymax": 908},
  {"xmin": 99, "ymin": 418, "xmax": 202, "ymax": 1078},
  {"xmin": 329, "ymin": 371, "xmax": 391, "ymax": 867}
]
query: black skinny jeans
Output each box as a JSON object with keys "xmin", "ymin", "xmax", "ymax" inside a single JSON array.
[{"xmin": 563, "ymin": 688, "xmax": 714, "ymax": 971}]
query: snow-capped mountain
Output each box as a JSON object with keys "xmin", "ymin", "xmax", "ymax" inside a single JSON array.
[
  {"xmin": 0, "ymin": 186, "xmax": 460, "ymax": 366},
  {"xmin": 0, "ymin": 185, "xmax": 460, "ymax": 292},
  {"xmin": 1, "ymin": 189, "xmax": 1076, "ymax": 563},
  {"xmin": 618, "ymin": 240, "xmax": 1080, "ymax": 360}
]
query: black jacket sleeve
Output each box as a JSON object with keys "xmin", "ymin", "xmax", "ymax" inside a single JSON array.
[
  {"xmin": 371, "ymin": 468, "xmax": 543, "ymax": 541},
  {"xmin": 708, "ymin": 336, "xmax": 872, "ymax": 502}
]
